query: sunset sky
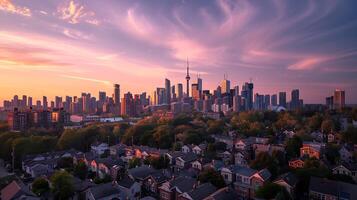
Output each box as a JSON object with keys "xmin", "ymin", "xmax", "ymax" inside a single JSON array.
[{"xmin": 1, "ymin": 0, "xmax": 357, "ymax": 104}]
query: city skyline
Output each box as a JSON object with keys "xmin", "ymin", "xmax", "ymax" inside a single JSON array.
[{"xmin": 1, "ymin": 0, "xmax": 357, "ymax": 104}]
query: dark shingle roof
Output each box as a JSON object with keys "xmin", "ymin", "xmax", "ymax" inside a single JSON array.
[
  {"xmin": 88, "ymin": 183, "xmax": 124, "ymax": 199},
  {"xmin": 117, "ymin": 176, "xmax": 136, "ymax": 189},
  {"xmin": 309, "ymin": 177, "xmax": 357, "ymax": 199},
  {"xmin": 170, "ymin": 176, "xmax": 196, "ymax": 193},
  {"xmin": 275, "ymin": 172, "xmax": 297, "ymax": 187},
  {"xmin": 186, "ymin": 183, "xmax": 217, "ymax": 200},
  {"xmin": 128, "ymin": 165, "xmax": 156, "ymax": 180}
]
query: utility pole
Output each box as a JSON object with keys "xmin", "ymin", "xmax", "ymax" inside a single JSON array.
[{"xmin": 12, "ymin": 145, "xmax": 15, "ymax": 172}]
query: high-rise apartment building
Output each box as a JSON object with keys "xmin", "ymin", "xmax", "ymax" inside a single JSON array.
[
  {"xmin": 291, "ymin": 89, "xmax": 300, "ymax": 110},
  {"xmin": 165, "ymin": 78, "xmax": 171, "ymax": 104},
  {"xmin": 279, "ymin": 92, "xmax": 287, "ymax": 107},
  {"xmin": 241, "ymin": 82, "xmax": 254, "ymax": 110},
  {"xmin": 221, "ymin": 78, "xmax": 231, "ymax": 94},
  {"xmin": 176, "ymin": 83, "xmax": 183, "ymax": 101},
  {"xmin": 192, "ymin": 83, "xmax": 200, "ymax": 100},
  {"xmin": 271, "ymin": 94, "xmax": 277, "ymax": 106},
  {"xmin": 334, "ymin": 89, "xmax": 345, "ymax": 110},
  {"xmin": 43, "ymin": 96, "xmax": 48, "ymax": 110}
]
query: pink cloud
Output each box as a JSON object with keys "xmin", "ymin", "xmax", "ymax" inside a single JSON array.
[
  {"xmin": 0, "ymin": 0, "xmax": 31, "ymax": 16},
  {"xmin": 57, "ymin": 0, "xmax": 99, "ymax": 25}
]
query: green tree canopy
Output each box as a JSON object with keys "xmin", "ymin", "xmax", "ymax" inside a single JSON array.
[{"xmin": 50, "ymin": 170, "xmax": 74, "ymax": 200}]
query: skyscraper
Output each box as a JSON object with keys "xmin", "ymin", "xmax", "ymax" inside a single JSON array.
[
  {"xmin": 28, "ymin": 97, "xmax": 32, "ymax": 108},
  {"xmin": 197, "ymin": 76, "xmax": 203, "ymax": 92},
  {"xmin": 279, "ymin": 92, "xmax": 287, "ymax": 107},
  {"xmin": 55, "ymin": 96, "xmax": 62, "ymax": 108},
  {"xmin": 165, "ymin": 78, "xmax": 171, "ymax": 104},
  {"xmin": 114, "ymin": 84, "xmax": 120, "ymax": 105},
  {"xmin": 176, "ymin": 83, "xmax": 183, "ymax": 101},
  {"xmin": 221, "ymin": 77, "xmax": 231, "ymax": 94},
  {"xmin": 291, "ymin": 89, "xmax": 300, "ymax": 110},
  {"xmin": 114, "ymin": 84, "xmax": 121, "ymax": 115},
  {"xmin": 192, "ymin": 83, "xmax": 200, "ymax": 100},
  {"xmin": 185, "ymin": 59, "xmax": 190, "ymax": 97},
  {"xmin": 43, "ymin": 96, "xmax": 48, "ymax": 110},
  {"xmin": 334, "ymin": 89, "xmax": 345, "ymax": 110},
  {"xmin": 271, "ymin": 94, "xmax": 277, "ymax": 106},
  {"xmin": 264, "ymin": 94, "xmax": 270, "ymax": 109},
  {"xmin": 22, "ymin": 95, "xmax": 27, "ymax": 107},
  {"xmin": 241, "ymin": 82, "xmax": 253, "ymax": 110},
  {"xmin": 99, "ymin": 91, "xmax": 106, "ymax": 103}
]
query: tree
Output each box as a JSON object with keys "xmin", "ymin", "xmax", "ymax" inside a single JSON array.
[
  {"xmin": 128, "ymin": 158, "xmax": 141, "ymax": 169},
  {"xmin": 285, "ymin": 136, "xmax": 302, "ymax": 159},
  {"xmin": 198, "ymin": 168, "xmax": 225, "ymax": 188},
  {"xmin": 32, "ymin": 178, "xmax": 50, "ymax": 196},
  {"xmin": 74, "ymin": 161, "xmax": 88, "ymax": 180},
  {"xmin": 50, "ymin": 170, "xmax": 74, "ymax": 200},
  {"xmin": 325, "ymin": 144, "xmax": 340, "ymax": 165},
  {"xmin": 250, "ymin": 152, "xmax": 278, "ymax": 178},
  {"xmin": 57, "ymin": 157, "xmax": 73, "ymax": 169},
  {"xmin": 255, "ymin": 182, "xmax": 284, "ymax": 199}
]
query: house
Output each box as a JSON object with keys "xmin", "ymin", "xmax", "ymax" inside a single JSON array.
[
  {"xmin": 143, "ymin": 171, "xmax": 171, "ymax": 195},
  {"xmin": 110, "ymin": 144, "xmax": 128, "ymax": 157},
  {"xmin": 128, "ymin": 165, "xmax": 157, "ymax": 183},
  {"xmin": 166, "ymin": 152, "xmax": 185, "ymax": 165},
  {"xmin": 339, "ymin": 146, "xmax": 353, "ymax": 163},
  {"xmin": 181, "ymin": 145, "xmax": 192, "ymax": 154},
  {"xmin": 288, "ymin": 158, "xmax": 305, "ymax": 169},
  {"xmin": 274, "ymin": 173, "xmax": 298, "ymax": 196},
  {"xmin": 234, "ymin": 167, "xmax": 258, "ymax": 199},
  {"xmin": 117, "ymin": 176, "xmax": 141, "ymax": 200},
  {"xmin": 309, "ymin": 176, "xmax": 357, "ymax": 200},
  {"xmin": 300, "ymin": 142, "xmax": 324, "ymax": 159},
  {"xmin": 234, "ymin": 138, "xmax": 254, "ymax": 151},
  {"xmin": 178, "ymin": 183, "xmax": 217, "ymax": 200},
  {"xmin": 85, "ymin": 182, "xmax": 126, "ymax": 200},
  {"xmin": 1, "ymin": 180, "xmax": 39, "ymax": 200},
  {"xmin": 332, "ymin": 163, "xmax": 357, "ymax": 182},
  {"xmin": 310, "ymin": 131, "xmax": 324, "ymax": 142},
  {"xmin": 251, "ymin": 168, "xmax": 271, "ymax": 195},
  {"xmin": 71, "ymin": 177, "xmax": 95, "ymax": 200},
  {"xmin": 234, "ymin": 151, "xmax": 249, "ymax": 167},
  {"xmin": 134, "ymin": 146, "xmax": 168, "ymax": 159},
  {"xmin": 96, "ymin": 157, "xmax": 125, "ymax": 179},
  {"xmin": 158, "ymin": 176, "xmax": 196, "ymax": 200},
  {"xmin": 220, "ymin": 165, "xmax": 242, "ymax": 184},
  {"xmin": 26, "ymin": 163, "xmax": 53, "ymax": 178},
  {"xmin": 91, "ymin": 143, "xmax": 109, "ymax": 156},
  {"xmin": 192, "ymin": 144, "xmax": 207, "ymax": 155},
  {"xmin": 175, "ymin": 153, "xmax": 198, "ymax": 169},
  {"xmin": 206, "ymin": 160, "xmax": 224, "ymax": 172},
  {"xmin": 22, "ymin": 150, "xmax": 82, "ymax": 178},
  {"xmin": 328, "ymin": 133, "xmax": 335, "ymax": 143}
]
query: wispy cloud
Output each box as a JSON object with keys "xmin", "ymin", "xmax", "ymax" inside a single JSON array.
[
  {"xmin": 60, "ymin": 74, "xmax": 111, "ymax": 85},
  {"xmin": 57, "ymin": 0, "xmax": 99, "ymax": 25},
  {"xmin": 0, "ymin": 0, "xmax": 31, "ymax": 16}
]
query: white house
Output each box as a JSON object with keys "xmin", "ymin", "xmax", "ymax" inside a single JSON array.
[{"xmin": 91, "ymin": 143, "xmax": 109, "ymax": 156}]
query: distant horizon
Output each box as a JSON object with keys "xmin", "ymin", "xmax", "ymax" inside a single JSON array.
[{"xmin": 1, "ymin": 0, "xmax": 357, "ymax": 104}]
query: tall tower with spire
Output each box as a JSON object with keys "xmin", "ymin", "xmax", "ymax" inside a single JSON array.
[{"xmin": 185, "ymin": 58, "xmax": 191, "ymax": 97}]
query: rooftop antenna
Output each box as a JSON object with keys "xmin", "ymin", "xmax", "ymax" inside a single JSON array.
[{"xmin": 249, "ymin": 77, "xmax": 253, "ymax": 83}]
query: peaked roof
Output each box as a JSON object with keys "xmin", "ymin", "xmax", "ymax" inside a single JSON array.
[
  {"xmin": 88, "ymin": 183, "xmax": 124, "ymax": 199},
  {"xmin": 1, "ymin": 180, "xmax": 37, "ymax": 200},
  {"xmin": 186, "ymin": 183, "xmax": 217, "ymax": 200},
  {"xmin": 274, "ymin": 172, "xmax": 298, "ymax": 187},
  {"xmin": 170, "ymin": 176, "xmax": 196, "ymax": 193},
  {"xmin": 309, "ymin": 177, "xmax": 357, "ymax": 199}
]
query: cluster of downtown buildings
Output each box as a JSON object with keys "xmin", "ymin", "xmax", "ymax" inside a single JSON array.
[{"xmin": 2, "ymin": 62, "xmax": 346, "ymax": 131}]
